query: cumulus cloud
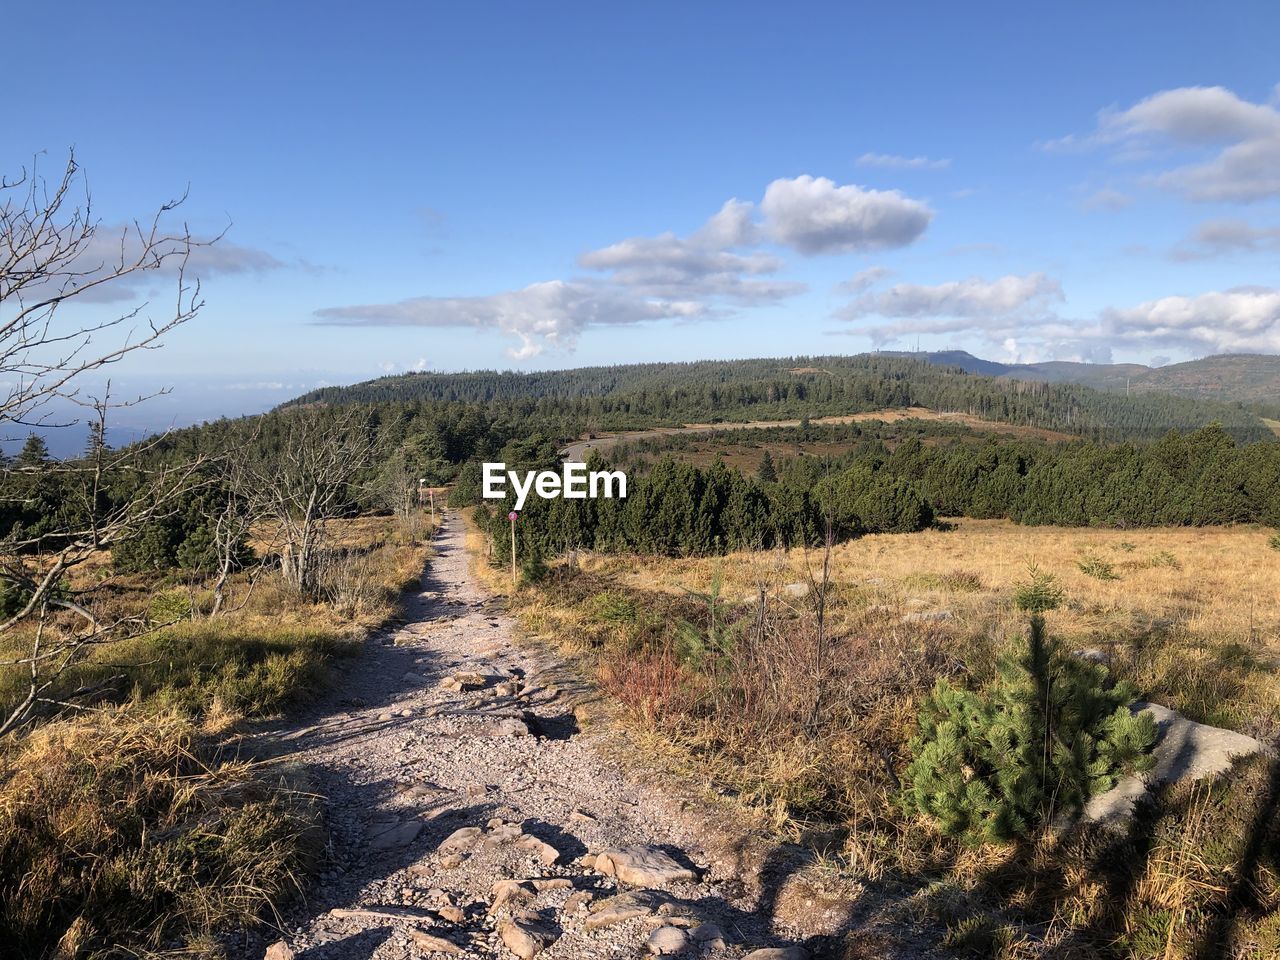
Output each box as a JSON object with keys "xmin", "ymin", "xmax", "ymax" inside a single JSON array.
[
  {"xmin": 835, "ymin": 266, "xmax": 1280, "ymax": 359},
  {"xmin": 856, "ymin": 153, "xmax": 951, "ymax": 170},
  {"xmin": 760, "ymin": 175, "xmax": 933, "ymax": 254},
  {"xmin": 1054, "ymin": 85, "xmax": 1280, "ymax": 202},
  {"xmin": 1101, "ymin": 288, "xmax": 1280, "ymax": 353},
  {"xmin": 839, "ymin": 273, "xmax": 1063, "ymax": 324},
  {"xmin": 315, "ymin": 280, "xmax": 702, "ymax": 360},
  {"xmin": 1170, "ymin": 218, "xmax": 1280, "ymax": 260},
  {"xmin": 317, "ymin": 174, "xmax": 934, "ymax": 358},
  {"xmin": 577, "ymin": 200, "xmax": 800, "ymax": 304}
]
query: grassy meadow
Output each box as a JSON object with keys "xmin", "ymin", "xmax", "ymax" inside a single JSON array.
[
  {"xmin": 0, "ymin": 514, "xmax": 432, "ymax": 959},
  {"xmin": 482, "ymin": 513, "xmax": 1280, "ymax": 957}
]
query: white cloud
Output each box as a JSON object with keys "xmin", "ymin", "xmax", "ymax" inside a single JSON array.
[
  {"xmin": 856, "ymin": 152, "xmax": 951, "ymax": 170},
  {"xmin": 1104, "ymin": 86, "xmax": 1279, "ymax": 144},
  {"xmin": 839, "ymin": 273, "xmax": 1063, "ymax": 323},
  {"xmin": 14, "ymin": 225, "xmax": 285, "ymax": 305},
  {"xmin": 1170, "ymin": 218, "xmax": 1280, "ymax": 260},
  {"xmin": 1057, "ymin": 85, "xmax": 1280, "ymax": 202},
  {"xmin": 316, "ymin": 174, "xmax": 934, "ymax": 358},
  {"xmin": 577, "ymin": 200, "xmax": 800, "ymax": 304},
  {"xmin": 836, "ymin": 267, "xmax": 1280, "ymax": 358},
  {"xmin": 1101, "ymin": 288, "xmax": 1280, "ymax": 353},
  {"xmin": 315, "ymin": 280, "xmax": 702, "ymax": 359},
  {"xmin": 760, "ymin": 175, "xmax": 933, "ymax": 254},
  {"xmin": 692, "ymin": 198, "xmax": 759, "ymax": 248},
  {"xmin": 836, "ymin": 266, "xmax": 892, "ymax": 294}
]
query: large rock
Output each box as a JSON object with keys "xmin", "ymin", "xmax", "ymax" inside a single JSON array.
[
  {"xmin": 647, "ymin": 925, "xmax": 689, "ymax": 955},
  {"xmin": 594, "ymin": 845, "xmax": 697, "ymax": 887},
  {"xmin": 438, "ymin": 826, "xmax": 482, "ymax": 855},
  {"xmin": 367, "ymin": 818, "xmax": 423, "ymax": 851},
  {"xmin": 493, "ymin": 717, "xmax": 530, "ymax": 737},
  {"xmin": 743, "ymin": 949, "xmax": 810, "ymax": 960},
  {"xmin": 1086, "ymin": 702, "xmax": 1267, "ymax": 825},
  {"xmin": 498, "ymin": 919, "xmax": 553, "ymax": 959},
  {"xmin": 584, "ymin": 890, "xmax": 669, "ymax": 930},
  {"xmin": 903, "ymin": 609, "xmax": 952, "ymax": 624},
  {"xmin": 516, "ymin": 834, "xmax": 561, "ymax": 864},
  {"xmin": 408, "ymin": 929, "xmax": 464, "ymax": 955},
  {"xmin": 489, "ymin": 879, "xmax": 535, "ymax": 913}
]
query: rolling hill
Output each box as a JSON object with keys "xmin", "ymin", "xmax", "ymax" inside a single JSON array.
[
  {"xmin": 883, "ymin": 350, "xmax": 1280, "ymax": 412},
  {"xmin": 280, "ymin": 353, "xmax": 1276, "ymax": 443}
]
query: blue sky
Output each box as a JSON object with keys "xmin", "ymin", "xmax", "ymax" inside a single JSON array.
[{"xmin": 7, "ymin": 1, "xmax": 1280, "ymax": 426}]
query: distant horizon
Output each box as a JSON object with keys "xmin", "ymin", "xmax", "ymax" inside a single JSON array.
[
  {"xmin": 13, "ymin": 343, "xmax": 1278, "ymax": 459},
  {"xmin": 6, "ymin": 2, "xmax": 1279, "ymax": 388}
]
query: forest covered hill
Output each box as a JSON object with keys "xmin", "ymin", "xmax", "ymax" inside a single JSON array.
[
  {"xmin": 881, "ymin": 350, "xmax": 1280, "ymax": 415},
  {"xmin": 279, "ymin": 354, "xmax": 1274, "ymax": 443}
]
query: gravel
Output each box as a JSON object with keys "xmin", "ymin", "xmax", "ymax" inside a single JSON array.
[{"xmin": 230, "ymin": 514, "xmax": 819, "ymax": 960}]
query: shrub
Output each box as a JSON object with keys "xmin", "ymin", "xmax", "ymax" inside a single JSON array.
[
  {"xmin": 1270, "ymin": 531, "xmax": 1280, "ymax": 552},
  {"xmin": 590, "ymin": 591, "xmax": 637, "ymax": 624},
  {"xmin": 599, "ymin": 648, "xmax": 689, "ymax": 726},
  {"xmin": 901, "ymin": 586, "xmax": 1157, "ymax": 844},
  {"xmin": 521, "ymin": 543, "xmax": 549, "ymax": 584},
  {"xmin": 1077, "ymin": 554, "xmax": 1119, "ymax": 581},
  {"xmin": 148, "ymin": 590, "xmax": 193, "ymax": 625}
]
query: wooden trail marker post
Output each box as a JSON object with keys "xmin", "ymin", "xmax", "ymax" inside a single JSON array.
[{"xmin": 508, "ymin": 511, "xmax": 518, "ymax": 587}]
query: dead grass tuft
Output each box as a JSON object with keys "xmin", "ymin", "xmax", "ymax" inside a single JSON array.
[{"xmin": 0, "ymin": 708, "xmax": 321, "ymax": 958}]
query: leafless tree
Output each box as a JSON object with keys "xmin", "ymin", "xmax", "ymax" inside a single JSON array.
[
  {"xmin": 207, "ymin": 481, "xmax": 258, "ymax": 617},
  {"xmin": 238, "ymin": 407, "xmax": 382, "ymax": 597},
  {"xmin": 373, "ymin": 447, "xmax": 425, "ymax": 541},
  {"xmin": 1, "ymin": 150, "xmax": 215, "ymax": 428},
  {"xmin": 0, "ymin": 151, "xmax": 214, "ymax": 735}
]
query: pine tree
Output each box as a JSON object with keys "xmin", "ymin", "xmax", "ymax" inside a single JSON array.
[
  {"xmin": 520, "ymin": 542, "xmax": 549, "ymax": 584},
  {"xmin": 757, "ymin": 449, "xmax": 777, "ymax": 483},
  {"xmin": 901, "ymin": 569, "xmax": 1158, "ymax": 844},
  {"xmin": 17, "ymin": 434, "xmax": 50, "ymax": 466},
  {"xmin": 84, "ymin": 420, "xmax": 107, "ymax": 459}
]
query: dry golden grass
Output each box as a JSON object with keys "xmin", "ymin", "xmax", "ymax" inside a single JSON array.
[
  {"xmin": 470, "ymin": 511, "xmax": 1280, "ymax": 955},
  {"xmin": 564, "ymin": 407, "xmax": 1076, "ymax": 462},
  {"xmin": 0, "ymin": 708, "xmax": 321, "ymax": 958},
  {"xmin": 0, "ymin": 511, "xmax": 435, "ymax": 958},
  {"xmin": 569, "ymin": 519, "xmax": 1280, "ymax": 732},
  {"xmin": 2, "ymin": 513, "xmax": 434, "ymax": 725}
]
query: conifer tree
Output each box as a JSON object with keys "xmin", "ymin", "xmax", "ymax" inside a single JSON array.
[
  {"xmin": 757, "ymin": 449, "xmax": 777, "ymax": 483},
  {"xmin": 901, "ymin": 568, "xmax": 1157, "ymax": 844},
  {"xmin": 17, "ymin": 434, "xmax": 50, "ymax": 466}
]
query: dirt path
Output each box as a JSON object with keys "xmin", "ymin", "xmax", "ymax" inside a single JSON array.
[{"xmin": 234, "ymin": 514, "xmax": 843, "ymax": 960}]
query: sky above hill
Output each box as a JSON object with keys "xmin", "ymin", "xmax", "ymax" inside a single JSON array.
[{"xmin": 7, "ymin": 1, "xmax": 1280, "ymax": 421}]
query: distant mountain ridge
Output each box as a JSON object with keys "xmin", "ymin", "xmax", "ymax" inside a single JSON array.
[{"xmin": 881, "ymin": 350, "xmax": 1280, "ymax": 412}]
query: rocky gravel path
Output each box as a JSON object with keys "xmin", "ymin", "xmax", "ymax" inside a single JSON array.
[{"xmin": 235, "ymin": 513, "xmax": 826, "ymax": 960}]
